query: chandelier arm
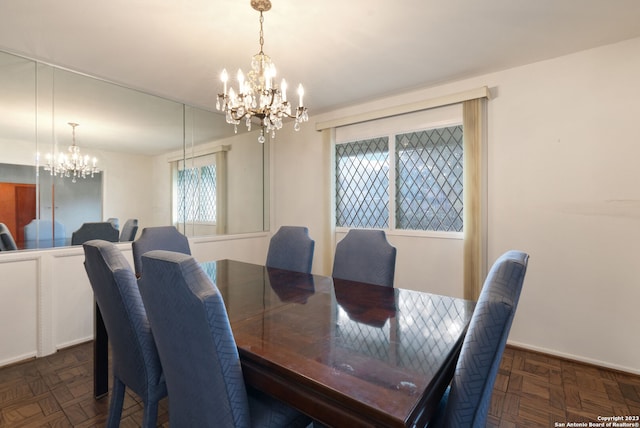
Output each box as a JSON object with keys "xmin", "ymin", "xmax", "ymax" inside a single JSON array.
[{"xmin": 227, "ymin": 109, "xmax": 252, "ymax": 121}]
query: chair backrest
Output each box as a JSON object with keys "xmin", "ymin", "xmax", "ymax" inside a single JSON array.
[
  {"xmin": 332, "ymin": 229, "xmax": 397, "ymax": 287},
  {"xmin": 131, "ymin": 226, "xmax": 191, "ymax": 277},
  {"xmin": 138, "ymin": 250, "xmax": 251, "ymax": 427},
  {"xmin": 0, "ymin": 223, "xmax": 18, "ymax": 251},
  {"xmin": 107, "ymin": 217, "xmax": 119, "ymax": 230},
  {"xmin": 71, "ymin": 222, "xmax": 119, "ymax": 245},
  {"xmin": 441, "ymin": 250, "xmax": 529, "ymax": 428},
  {"xmin": 24, "ymin": 219, "xmax": 65, "ymax": 241},
  {"xmin": 266, "ymin": 226, "xmax": 315, "ymax": 273},
  {"xmin": 82, "ymin": 240, "xmax": 164, "ymax": 398},
  {"xmin": 119, "ymin": 218, "xmax": 139, "ymax": 242}
]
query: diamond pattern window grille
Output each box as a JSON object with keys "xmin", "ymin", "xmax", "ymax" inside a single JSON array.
[
  {"xmin": 396, "ymin": 126, "xmax": 463, "ymax": 231},
  {"xmin": 199, "ymin": 165, "xmax": 217, "ymax": 222},
  {"xmin": 177, "ymin": 168, "xmax": 197, "ymax": 223},
  {"xmin": 177, "ymin": 164, "xmax": 217, "ymax": 223},
  {"xmin": 335, "ymin": 137, "xmax": 389, "ymax": 228}
]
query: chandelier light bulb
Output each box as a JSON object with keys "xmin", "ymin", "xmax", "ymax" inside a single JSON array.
[
  {"xmin": 297, "ymin": 84, "xmax": 304, "ymax": 107},
  {"xmin": 281, "ymin": 78, "xmax": 287, "ymax": 102},
  {"xmin": 221, "ymin": 69, "xmax": 228, "ymax": 95},
  {"xmin": 237, "ymin": 69, "xmax": 245, "ymax": 90}
]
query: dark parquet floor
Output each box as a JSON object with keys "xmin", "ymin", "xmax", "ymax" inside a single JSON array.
[{"xmin": 0, "ymin": 341, "xmax": 639, "ymax": 427}]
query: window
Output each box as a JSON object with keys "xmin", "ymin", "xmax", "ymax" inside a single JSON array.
[
  {"xmin": 177, "ymin": 164, "xmax": 216, "ymax": 223},
  {"xmin": 395, "ymin": 126, "xmax": 463, "ymax": 232},
  {"xmin": 335, "ymin": 137, "xmax": 389, "ymax": 228},
  {"xmin": 335, "ymin": 107, "xmax": 463, "ymax": 233}
]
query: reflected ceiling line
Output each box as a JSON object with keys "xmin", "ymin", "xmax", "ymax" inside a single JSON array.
[{"xmin": 1, "ymin": 47, "xmax": 243, "ymax": 156}]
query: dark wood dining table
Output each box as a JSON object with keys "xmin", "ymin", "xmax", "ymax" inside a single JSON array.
[{"xmin": 93, "ymin": 259, "xmax": 475, "ymax": 427}]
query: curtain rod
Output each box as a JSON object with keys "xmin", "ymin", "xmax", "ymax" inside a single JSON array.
[{"xmin": 315, "ymin": 86, "xmax": 490, "ymax": 131}]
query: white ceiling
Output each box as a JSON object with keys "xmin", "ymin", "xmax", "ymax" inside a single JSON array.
[{"xmin": 1, "ymin": 0, "xmax": 640, "ymax": 152}]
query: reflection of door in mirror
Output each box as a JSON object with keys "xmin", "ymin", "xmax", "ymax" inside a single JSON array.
[
  {"xmin": 15, "ymin": 184, "xmax": 36, "ymax": 244},
  {"xmin": 1, "ymin": 163, "xmax": 37, "ymax": 248},
  {"xmin": 0, "ymin": 182, "xmax": 36, "ymax": 245}
]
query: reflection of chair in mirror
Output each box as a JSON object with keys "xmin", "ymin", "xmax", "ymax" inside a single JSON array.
[
  {"xmin": 82, "ymin": 240, "xmax": 167, "ymax": 428},
  {"xmin": 332, "ymin": 229, "xmax": 397, "ymax": 287},
  {"xmin": 267, "ymin": 267, "xmax": 316, "ymax": 303},
  {"xmin": 333, "ymin": 278, "xmax": 397, "ymax": 327},
  {"xmin": 71, "ymin": 222, "xmax": 119, "ymax": 245},
  {"xmin": 119, "ymin": 218, "xmax": 138, "ymax": 242},
  {"xmin": 138, "ymin": 250, "xmax": 311, "ymax": 428},
  {"xmin": 24, "ymin": 219, "xmax": 66, "ymax": 243},
  {"xmin": 0, "ymin": 223, "xmax": 18, "ymax": 251},
  {"xmin": 131, "ymin": 226, "xmax": 191, "ymax": 278},
  {"xmin": 430, "ymin": 251, "xmax": 529, "ymax": 428},
  {"xmin": 266, "ymin": 226, "xmax": 315, "ymax": 273},
  {"xmin": 107, "ymin": 217, "xmax": 119, "ymax": 230}
]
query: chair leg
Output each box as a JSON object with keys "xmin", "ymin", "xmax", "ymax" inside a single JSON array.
[
  {"xmin": 107, "ymin": 377, "xmax": 126, "ymax": 428},
  {"xmin": 141, "ymin": 399, "xmax": 159, "ymax": 428}
]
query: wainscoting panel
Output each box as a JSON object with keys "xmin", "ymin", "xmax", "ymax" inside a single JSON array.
[{"xmin": 0, "ymin": 256, "xmax": 38, "ymax": 366}]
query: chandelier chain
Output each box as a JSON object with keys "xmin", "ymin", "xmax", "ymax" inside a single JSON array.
[{"xmin": 259, "ymin": 12, "xmax": 264, "ymax": 54}]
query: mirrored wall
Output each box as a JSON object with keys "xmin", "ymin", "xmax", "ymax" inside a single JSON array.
[{"xmin": 0, "ymin": 49, "xmax": 268, "ymax": 251}]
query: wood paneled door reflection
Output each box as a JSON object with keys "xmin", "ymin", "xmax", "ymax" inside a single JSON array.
[{"xmin": 0, "ymin": 182, "xmax": 36, "ymax": 244}]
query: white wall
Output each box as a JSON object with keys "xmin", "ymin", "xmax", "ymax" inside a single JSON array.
[
  {"xmin": 270, "ymin": 36, "xmax": 640, "ymax": 374},
  {"xmin": 100, "ymin": 148, "xmax": 156, "ymax": 230}
]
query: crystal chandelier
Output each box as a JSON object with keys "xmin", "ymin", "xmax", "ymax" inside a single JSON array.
[
  {"xmin": 44, "ymin": 122, "xmax": 100, "ymax": 183},
  {"xmin": 216, "ymin": 0, "xmax": 308, "ymax": 143}
]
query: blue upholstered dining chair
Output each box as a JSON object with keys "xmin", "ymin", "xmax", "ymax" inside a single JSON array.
[
  {"xmin": 23, "ymin": 219, "xmax": 65, "ymax": 242},
  {"xmin": 332, "ymin": 229, "xmax": 397, "ymax": 287},
  {"xmin": 119, "ymin": 218, "xmax": 138, "ymax": 242},
  {"xmin": 82, "ymin": 240, "xmax": 167, "ymax": 428},
  {"xmin": 266, "ymin": 226, "xmax": 315, "ymax": 273},
  {"xmin": 138, "ymin": 250, "xmax": 312, "ymax": 428},
  {"xmin": 131, "ymin": 226, "xmax": 190, "ymax": 277},
  {"xmin": 429, "ymin": 250, "xmax": 529, "ymax": 428},
  {"xmin": 71, "ymin": 222, "xmax": 119, "ymax": 245},
  {"xmin": 0, "ymin": 223, "xmax": 18, "ymax": 251}
]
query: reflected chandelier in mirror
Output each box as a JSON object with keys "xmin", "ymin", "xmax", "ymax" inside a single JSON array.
[{"xmin": 41, "ymin": 122, "xmax": 100, "ymax": 183}]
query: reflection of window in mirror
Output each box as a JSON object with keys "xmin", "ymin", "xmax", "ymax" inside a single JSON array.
[
  {"xmin": 172, "ymin": 147, "xmax": 229, "ymax": 237},
  {"xmin": 178, "ymin": 161, "xmax": 216, "ymax": 228}
]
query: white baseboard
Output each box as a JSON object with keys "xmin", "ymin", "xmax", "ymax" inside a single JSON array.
[
  {"xmin": 508, "ymin": 340, "xmax": 640, "ymax": 376},
  {"xmin": 0, "ymin": 351, "xmax": 37, "ymax": 368}
]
